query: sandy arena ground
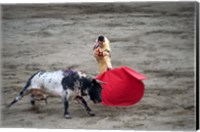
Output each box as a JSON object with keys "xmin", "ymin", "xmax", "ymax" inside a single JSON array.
[{"xmin": 0, "ymin": 2, "xmax": 196, "ymax": 130}]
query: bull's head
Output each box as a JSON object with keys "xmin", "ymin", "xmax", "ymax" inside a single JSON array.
[{"xmin": 88, "ymin": 79, "xmax": 103, "ymax": 103}]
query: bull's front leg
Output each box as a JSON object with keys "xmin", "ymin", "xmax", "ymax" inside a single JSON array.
[
  {"xmin": 75, "ymin": 96, "xmax": 95, "ymax": 116},
  {"xmin": 62, "ymin": 94, "xmax": 71, "ymax": 119}
]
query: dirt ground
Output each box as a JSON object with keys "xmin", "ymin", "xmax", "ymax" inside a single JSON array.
[{"xmin": 0, "ymin": 2, "xmax": 196, "ymax": 130}]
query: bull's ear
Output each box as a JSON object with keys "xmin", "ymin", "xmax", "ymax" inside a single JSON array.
[{"xmin": 91, "ymin": 79, "xmax": 97, "ymax": 86}]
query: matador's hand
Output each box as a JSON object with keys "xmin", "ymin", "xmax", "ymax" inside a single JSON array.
[{"xmin": 97, "ymin": 48, "xmax": 103, "ymax": 56}]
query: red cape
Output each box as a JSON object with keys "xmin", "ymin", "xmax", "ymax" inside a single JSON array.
[{"xmin": 96, "ymin": 66, "xmax": 147, "ymax": 106}]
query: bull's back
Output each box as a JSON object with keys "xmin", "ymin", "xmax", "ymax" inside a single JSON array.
[{"xmin": 30, "ymin": 70, "xmax": 65, "ymax": 95}]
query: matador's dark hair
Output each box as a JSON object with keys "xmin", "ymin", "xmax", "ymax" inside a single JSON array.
[{"xmin": 98, "ymin": 35, "xmax": 105, "ymax": 42}]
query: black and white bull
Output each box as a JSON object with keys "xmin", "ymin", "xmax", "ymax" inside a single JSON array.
[{"xmin": 7, "ymin": 69, "xmax": 103, "ymax": 119}]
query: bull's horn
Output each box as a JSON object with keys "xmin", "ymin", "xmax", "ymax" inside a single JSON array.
[{"xmin": 96, "ymin": 79, "xmax": 107, "ymax": 84}]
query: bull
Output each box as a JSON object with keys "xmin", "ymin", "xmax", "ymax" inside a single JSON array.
[{"xmin": 6, "ymin": 69, "xmax": 103, "ymax": 119}]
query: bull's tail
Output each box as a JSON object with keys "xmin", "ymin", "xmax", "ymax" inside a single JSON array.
[{"xmin": 6, "ymin": 72, "xmax": 39, "ymax": 109}]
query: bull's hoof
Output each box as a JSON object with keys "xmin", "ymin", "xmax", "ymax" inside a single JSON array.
[
  {"xmin": 64, "ymin": 114, "xmax": 72, "ymax": 119},
  {"xmin": 88, "ymin": 111, "xmax": 95, "ymax": 116}
]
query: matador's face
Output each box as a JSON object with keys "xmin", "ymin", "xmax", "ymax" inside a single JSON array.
[{"xmin": 98, "ymin": 41, "xmax": 104, "ymax": 48}]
